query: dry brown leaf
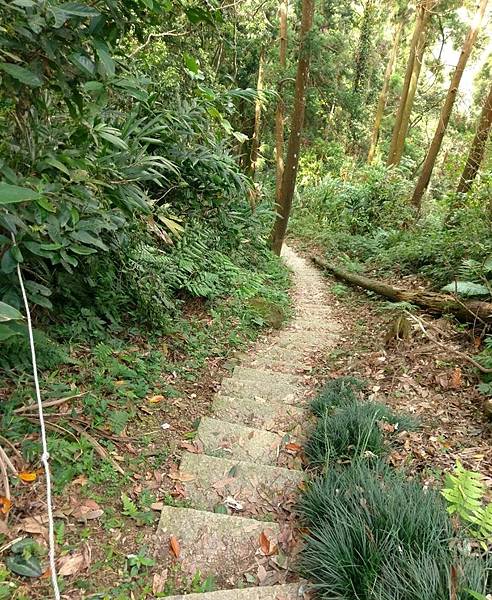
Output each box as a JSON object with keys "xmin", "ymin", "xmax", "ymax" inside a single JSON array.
[
  {"xmin": 148, "ymin": 395, "xmax": 165, "ymax": 404},
  {"xmin": 451, "ymin": 367, "xmax": 462, "ymax": 389},
  {"xmin": 169, "ymin": 535, "xmax": 180, "ymax": 558},
  {"xmin": 58, "ymin": 551, "xmax": 90, "ymax": 577},
  {"xmin": 72, "ymin": 499, "xmax": 104, "ymax": 521},
  {"xmin": 151, "ymin": 502, "xmax": 164, "ymax": 511},
  {"xmin": 18, "ymin": 471, "xmax": 37, "ymax": 483},
  {"xmin": 259, "ymin": 531, "xmax": 278, "ymax": 556},
  {"xmin": 19, "ymin": 516, "xmax": 48, "ymax": 539},
  {"xmin": 153, "ymin": 570, "xmax": 168, "ymax": 594},
  {"xmin": 168, "ymin": 471, "xmax": 194, "ymax": 482},
  {"xmin": 284, "ymin": 442, "xmax": 302, "ymax": 454},
  {"xmin": 0, "ymin": 496, "xmax": 12, "ymax": 515}
]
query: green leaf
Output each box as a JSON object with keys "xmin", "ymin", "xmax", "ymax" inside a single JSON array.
[
  {"xmin": 94, "ymin": 42, "xmax": 115, "ymax": 78},
  {"xmin": 1, "ymin": 249, "xmax": 18, "ymax": 274},
  {"xmin": 0, "ymin": 63, "xmax": 42, "ymax": 87},
  {"xmin": 183, "ymin": 53, "xmax": 199, "ymax": 74},
  {"xmin": 0, "ymin": 301, "xmax": 23, "ymax": 323},
  {"xmin": 98, "ymin": 131, "xmax": 128, "ymax": 150},
  {"xmin": 0, "ymin": 323, "xmax": 23, "ymax": 342},
  {"xmin": 69, "ymin": 244, "xmax": 97, "ymax": 255},
  {"xmin": 70, "ymin": 53, "xmax": 96, "ymax": 77},
  {"xmin": 71, "ymin": 230, "xmax": 108, "ymax": 251},
  {"xmin": 441, "ymin": 281, "xmax": 490, "ymax": 297},
  {"xmin": 0, "ymin": 183, "xmax": 38, "ymax": 204},
  {"xmin": 5, "ymin": 555, "xmax": 42, "ymax": 578},
  {"xmin": 57, "ymin": 2, "xmax": 100, "ymax": 17},
  {"xmin": 44, "ymin": 158, "xmax": 70, "ymax": 176},
  {"xmin": 36, "ymin": 197, "xmax": 56, "ymax": 213}
]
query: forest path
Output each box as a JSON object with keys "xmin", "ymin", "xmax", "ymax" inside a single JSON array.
[{"xmin": 156, "ymin": 244, "xmax": 341, "ymax": 599}]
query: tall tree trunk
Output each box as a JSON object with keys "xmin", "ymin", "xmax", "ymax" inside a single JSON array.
[
  {"xmin": 393, "ymin": 23, "xmax": 427, "ymax": 164},
  {"xmin": 387, "ymin": 0, "xmax": 432, "ymax": 166},
  {"xmin": 270, "ymin": 0, "xmax": 314, "ymax": 256},
  {"xmin": 457, "ymin": 81, "xmax": 492, "ymax": 194},
  {"xmin": 249, "ymin": 47, "xmax": 265, "ymax": 177},
  {"xmin": 367, "ymin": 16, "xmax": 404, "ymax": 163},
  {"xmin": 411, "ymin": 0, "xmax": 489, "ymax": 208},
  {"xmin": 275, "ymin": 0, "xmax": 288, "ymax": 203}
]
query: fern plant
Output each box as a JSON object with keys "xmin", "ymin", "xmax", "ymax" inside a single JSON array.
[{"xmin": 441, "ymin": 461, "xmax": 492, "ymax": 549}]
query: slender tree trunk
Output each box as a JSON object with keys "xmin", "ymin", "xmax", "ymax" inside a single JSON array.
[
  {"xmin": 457, "ymin": 81, "xmax": 492, "ymax": 194},
  {"xmin": 249, "ymin": 47, "xmax": 265, "ymax": 177},
  {"xmin": 367, "ymin": 16, "xmax": 404, "ymax": 163},
  {"xmin": 393, "ymin": 24, "xmax": 427, "ymax": 164},
  {"xmin": 411, "ymin": 0, "xmax": 489, "ymax": 208},
  {"xmin": 387, "ymin": 1, "xmax": 432, "ymax": 166},
  {"xmin": 270, "ymin": 0, "xmax": 314, "ymax": 256},
  {"xmin": 275, "ymin": 0, "xmax": 288, "ymax": 203}
]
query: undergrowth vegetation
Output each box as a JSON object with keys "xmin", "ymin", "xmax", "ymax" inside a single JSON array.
[{"xmin": 299, "ymin": 378, "xmax": 492, "ymax": 600}]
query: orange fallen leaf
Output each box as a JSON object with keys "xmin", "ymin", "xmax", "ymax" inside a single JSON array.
[
  {"xmin": 0, "ymin": 496, "xmax": 12, "ymax": 515},
  {"xmin": 259, "ymin": 530, "xmax": 277, "ymax": 556},
  {"xmin": 451, "ymin": 367, "xmax": 462, "ymax": 389},
  {"xmin": 285, "ymin": 442, "xmax": 302, "ymax": 454},
  {"xmin": 148, "ymin": 395, "xmax": 165, "ymax": 404},
  {"xmin": 19, "ymin": 471, "xmax": 37, "ymax": 483},
  {"xmin": 169, "ymin": 535, "xmax": 180, "ymax": 558}
]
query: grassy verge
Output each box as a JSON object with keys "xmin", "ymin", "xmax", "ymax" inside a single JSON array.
[
  {"xmin": 0, "ymin": 248, "xmax": 291, "ymax": 599},
  {"xmin": 298, "ymin": 378, "xmax": 492, "ymax": 600}
]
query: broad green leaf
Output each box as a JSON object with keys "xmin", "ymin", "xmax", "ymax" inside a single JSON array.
[
  {"xmin": 184, "ymin": 53, "xmax": 199, "ymax": 75},
  {"xmin": 69, "ymin": 244, "xmax": 97, "ymax": 255},
  {"xmin": 57, "ymin": 2, "xmax": 100, "ymax": 17},
  {"xmin": 0, "ymin": 301, "xmax": 23, "ymax": 322},
  {"xmin": 0, "ymin": 63, "xmax": 42, "ymax": 87},
  {"xmin": 233, "ymin": 131, "xmax": 249, "ymax": 143},
  {"xmin": 5, "ymin": 555, "xmax": 42, "ymax": 578},
  {"xmin": 71, "ymin": 230, "xmax": 108, "ymax": 250},
  {"xmin": 36, "ymin": 197, "xmax": 56, "ymax": 213},
  {"xmin": 1, "ymin": 249, "xmax": 18, "ymax": 274},
  {"xmin": 441, "ymin": 281, "xmax": 490, "ymax": 297},
  {"xmin": 94, "ymin": 42, "xmax": 115, "ymax": 78},
  {"xmin": 70, "ymin": 53, "xmax": 95, "ymax": 77},
  {"xmin": 0, "ymin": 183, "xmax": 38, "ymax": 204},
  {"xmin": 0, "ymin": 323, "xmax": 22, "ymax": 342},
  {"xmin": 44, "ymin": 158, "xmax": 70, "ymax": 176},
  {"xmin": 98, "ymin": 131, "xmax": 128, "ymax": 150}
]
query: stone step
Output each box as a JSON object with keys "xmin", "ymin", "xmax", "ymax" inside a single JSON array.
[
  {"xmin": 196, "ymin": 417, "xmax": 290, "ymax": 466},
  {"xmin": 219, "ymin": 378, "xmax": 305, "ymax": 404},
  {"xmin": 163, "ymin": 583, "xmax": 304, "ymax": 600},
  {"xmin": 156, "ymin": 506, "xmax": 281, "ymax": 587},
  {"xmin": 211, "ymin": 395, "xmax": 306, "ymax": 432},
  {"xmin": 230, "ymin": 367, "xmax": 303, "ymax": 386},
  {"xmin": 179, "ymin": 452, "xmax": 304, "ymax": 517}
]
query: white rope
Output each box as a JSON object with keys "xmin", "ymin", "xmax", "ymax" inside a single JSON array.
[{"xmin": 12, "ymin": 235, "xmax": 60, "ymax": 599}]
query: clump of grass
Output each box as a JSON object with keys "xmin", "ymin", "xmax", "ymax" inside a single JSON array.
[
  {"xmin": 310, "ymin": 376, "xmax": 366, "ymax": 417},
  {"xmin": 305, "ymin": 400, "xmax": 415, "ymax": 467},
  {"xmin": 298, "ymin": 462, "xmax": 489, "ymax": 600}
]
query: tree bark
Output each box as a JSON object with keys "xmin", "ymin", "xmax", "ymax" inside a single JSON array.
[
  {"xmin": 311, "ymin": 256, "xmax": 492, "ymax": 325},
  {"xmin": 411, "ymin": 0, "xmax": 489, "ymax": 208},
  {"xmin": 457, "ymin": 80, "xmax": 492, "ymax": 194},
  {"xmin": 275, "ymin": 0, "xmax": 288, "ymax": 204},
  {"xmin": 367, "ymin": 16, "xmax": 404, "ymax": 163},
  {"xmin": 249, "ymin": 47, "xmax": 265, "ymax": 178},
  {"xmin": 387, "ymin": 1, "xmax": 432, "ymax": 166},
  {"xmin": 270, "ymin": 0, "xmax": 314, "ymax": 256},
  {"xmin": 393, "ymin": 22, "xmax": 427, "ymax": 165}
]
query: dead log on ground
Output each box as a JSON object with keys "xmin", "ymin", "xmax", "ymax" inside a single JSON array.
[{"xmin": 311, "ymin": 256, "xmax": 492, "ymax": 325}]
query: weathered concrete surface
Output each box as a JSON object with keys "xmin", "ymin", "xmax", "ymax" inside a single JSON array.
[
  {"xmin": 219, "ymin": 378, "xmax": 306, "ymax": 404},
  {"xmin": 180, "ymin": 452, "xmax": 304, "ymax": 517},
  {"xmin": 211, "ymin": 394, "xmax": 307, "ymax": 432},
  {"xmin": 230, "ymin": 367, "xmax": 304, "ymax": 386},
  {"xmin": 163, "ymin": 583, "xmax": 305, "ymax": 600},
  {"xmin": 156, "ymin": 506, "xmax": 279, "ymax": 585},
  {"xmin": 196, "ymin": 416, "xmax": 285, "ymax": 465}
]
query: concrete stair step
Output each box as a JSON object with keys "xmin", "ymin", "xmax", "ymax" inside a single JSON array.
[
  {"xmin": 219, "ymin": 378, "xmax": 305, "ymax": 404},
  {"xmin": 156, "ymin": 506, "xmax": 280, "ymax": 587},
  {"xmin": 197, "ymin": 417, "xmax": 292, "ymax": 467},
  {"xmin": 163, "ymin": 583, "xmax": 304, "ymax": 600},
  {"xmin": 211, "ymin": 395, "xmax": 306, "ymax": 433},
  {"xmin": 230, "ymin": 367, "xmax": 303, "ymax": 386},
  {"xmin": 179, "ymin": 452, "xmax": 304, "ymax": 518}
]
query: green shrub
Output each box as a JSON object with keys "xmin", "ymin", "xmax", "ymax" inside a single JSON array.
[
  {"xmin": 299, "ymin": 462, "xmax": 490, "ymax": 600},
  {"xmin": 305, "ymin": 400, "xmax": 414, "ymax": 467},
  {"xmin": 311, "ymin": 376, "xmax": 366, "ymax": 416}
]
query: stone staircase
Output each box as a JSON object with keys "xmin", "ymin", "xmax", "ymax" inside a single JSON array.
[{"xmin": 156, "ymin": 246, "xmax": 340, "ymax": 600}]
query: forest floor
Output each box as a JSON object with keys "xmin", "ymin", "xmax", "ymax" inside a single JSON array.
[
  {"xmin": 291, "ymin": 239, "xmax": 492, "ymax": 491},
  {"xmin": 3, "ymin": 240, "xmax": 492, "ymax": 599}
]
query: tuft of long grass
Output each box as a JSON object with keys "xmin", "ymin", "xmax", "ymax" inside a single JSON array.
[
  {"xmin": 311, "ymin": 376, "xmax": 366, "ymax": 417},
  {"xmin": 297, "ymin": 462, "xmax": 490, "ymax": 600},
  {"xmin": 305, "ymin": 401, "xmax": 415, "ymax": 467}
]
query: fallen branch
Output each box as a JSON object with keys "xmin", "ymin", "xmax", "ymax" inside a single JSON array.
[
  {"xmin": 0, "ymin": 444, "xmax": 18, "ymax": 476},
  {"xmin": 405, "ymin": 312, "xmax": 492, "ymax": 374},
  {"xmin": 14, "ymin": 392, "xmax": 87, "ymax": 415},
  {"xmin": 311, "ymin": 256, "xmax": 492, "ymax": 325}
]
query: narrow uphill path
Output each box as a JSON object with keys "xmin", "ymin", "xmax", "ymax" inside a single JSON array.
[{"xmin": 155, "ymin": 245, "xmax": 341, "ymax": 599}]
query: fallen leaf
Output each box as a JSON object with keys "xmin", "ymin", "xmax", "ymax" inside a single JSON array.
[
  {"xmin": 58, "ymin": 552, "xmax": 89, "ymax": 576},
  {"xmin": 451, "ymin": 367, "xmax": 462, "ymax": 389},
  {"xmin": 0, "ymin": 496, "xmax": 12, "ymax": 515},
  {"xmin": 169, "ymin": 535, "xmax": 180, "ymax": 558},
  {"xmin": 151, "ymin": 502, "xmax": 164, "ymax": 511},
  {"xmin": 153, "ymin": 571, "xmax": 168, "ymax": 594},
  {"xmin": 71, "ymin": 475, "xmax": 88, "ymax": 486},
  {"xmin": 284, "ymin": 442, "xmax": 302, "ymax": 454},
  {"xmin": 168, "ymin": 471, "xmax": 194, "ymax": 482},
  {"xmin": 19, "ymin": 471, "xmax": 37, "ymax": 483},
  {"xmin": 259, "ymin": 530, "xmax": 278, "ymax": 556},
  {"xmin": 18, "ymin": 516, "xmax": 48, "ymax": 539},
  {"xmin": 72, "ymin": 499, "xmax": 104, "ymax": 521},
  {"xmin": 149, "ymin": 395, "xmax": 165, "ymax": 404}
]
